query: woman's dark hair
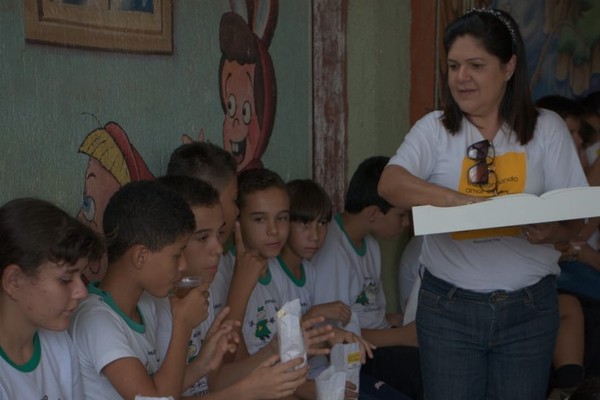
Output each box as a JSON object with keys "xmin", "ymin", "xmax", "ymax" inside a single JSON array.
[
  {"xmin": 286, "ymin": 179, "xmax": 332, "ymax": 224},
  {"xmin": 0, "ymin": 198, "xmax": 104, "ymax": 276},
  {"xmin": 441, "ymin": 8, "xmax": 538, "ymax": 145}
]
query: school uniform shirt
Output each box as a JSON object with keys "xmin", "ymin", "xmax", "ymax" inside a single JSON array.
[
  {"xmin": 69, "ymin": 283, "xmax": 162, "ymax": 400},
  {"xmin": 269, "ymin": 256, "xmax": 334, "ymax": 379},
  {"xmin": 389, "ymin": 109, "xmax": 588, "ymax": 291},
  {"xmin": 242, "ymin": 260, "xmax": 285, "ymax": 355},
  {"xmin": 269, "ymin": 256, "xmax": 315, "ymax": 315},
  {"xmin": 312, "ymin": 214, "xmax": 391, "ymax": 330},
  {"xmin": 0, "ymin": 330, "xmax": 84, "ymax": 400},
  {"xmin": 154, "ymin": 291, "xmax": 215, "ymax": 396},
  {"xmin": 211, "ymin": 249, "xmax": 235, "ymax": 317}
]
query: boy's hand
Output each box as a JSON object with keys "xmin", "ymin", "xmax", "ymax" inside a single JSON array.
[
  {"xmin": 170, "ymin": 281, "xmax": 210, "ymax": 330},
  {"xmin": 192, "ymin": 307, "xmax": 240, "ymax": 375},
  {"xmin": 301, "ymin": 316, "xmax": 334, "ymax": 356},
  {"xmin": 241, "ymin": 355, "xmax": 307, "ymax": 399},
  {"xmin": 306, "ymin": 301, "xmax": 352, "ymax": 326},
  {"xmin": 328, "ymin": 327, "xmax": 375, "ymax": 363},
  {"xmin": 343, "ymin": 381, "xmax": 359, "ymax": 400},
  {"xmin": 291, "ymin": 380, "xmax": 358, "ymax": 400},
  {"xmin": 233, "ymin": 221, "xmax": 267, "ymax": 281}
]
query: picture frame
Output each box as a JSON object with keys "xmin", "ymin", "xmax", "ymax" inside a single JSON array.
[{"xmin": 24, "ymin": 0, "xmax": 173, "ymax": 54}]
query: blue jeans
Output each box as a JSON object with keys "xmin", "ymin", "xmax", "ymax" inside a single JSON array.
[
  {"xmin": 557, "ymin": 260, "xmax": 600, "ymax": 301},
  {"xmin": 416, "ymin": 269, "xmax": 559, "ymax": 400}
]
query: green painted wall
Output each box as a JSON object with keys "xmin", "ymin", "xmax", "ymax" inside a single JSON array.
[
  {"xmin": 0, "ymin": 0, "xmax": 311, "ymax": 214},
  {"xmin": 1, "ymin": 0, "xmax": 412, "ymax": 311},
  {"xmin": 347, "ymin": 0, "xmax": 412, "ymax": 312}
]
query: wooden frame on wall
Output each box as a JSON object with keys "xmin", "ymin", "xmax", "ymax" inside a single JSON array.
[{"xmin": 24, "ymin": 0, "xmax": 173, "ymax": 54}]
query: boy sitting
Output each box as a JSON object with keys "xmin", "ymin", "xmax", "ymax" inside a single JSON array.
[
  {"xmin": 312, "ymin": 156, "xmax": 423, "ymax": 399},
  {"xmin": 157, "ymin": 175, "xmax": 309, "ymax": 398},
  {"xmin": 167, "ymin": 142, "xmax": 239, "ymax": 317},
  {"xmin": 70, "ymin": 180, "xmax": 217, "ymax": 399}
]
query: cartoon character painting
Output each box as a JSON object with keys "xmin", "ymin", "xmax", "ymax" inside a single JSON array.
[
  {"xmin": 219, "ymin": 0, "xmax": 278, "ymax": 172},
  {"xmin": 251, "ymin": 306, "xmax": 273, "ymax": 342},
  {"xmin": 78, "ymin": 121, "xmax": 154, "ymax": 284}
]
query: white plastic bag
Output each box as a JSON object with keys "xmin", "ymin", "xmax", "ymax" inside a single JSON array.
[
  {"xmin": 276, "ymin": 298, "xmax": 307, "ymax": 369},
  {"xmin": 330, "ymin": 342, "xmax": 361, "ymax": 393},
  {"xmin": 315, "ymin": 365, "xmax": 346, "ymax": 400}
]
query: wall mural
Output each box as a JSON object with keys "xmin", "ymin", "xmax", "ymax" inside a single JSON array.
[
  {"xmin": 430, "ymin": 0, "xmax": 600, "ymax": 111},
  {"xmin": 219, "ymin": 0, "xmax": 278, "ymax": 172},
  {"xmin": 78, "ymin": 122, "xmax": 154, "ymax": 283},
  {"xmin": 75, "ymin": 0, "xmax": 280, "ymax": 282},
  {"xmin": 494, "ymin": 0, "xmax": 600, "ymax": 99}
]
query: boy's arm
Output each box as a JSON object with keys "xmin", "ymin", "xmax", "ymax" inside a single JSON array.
[
  {"xmin": 303, "ymin": 301, "xmax": 352, "ymax": 326},
  {"xmin": 211, "ymin": 315, "xmax": 333, "ymax": 390},
  {"xmin": 361, "ymin": 322, "xmax": 418, "ymax": 348},
  {"xmin": 103, "ymin": 287, "xmax": 209, "ymax": 399},
  {"xmin": 312, "ymin": 247, "xmax": 353, "ymax": 306},
  {"xmin": 183, "ymin": 307, "xmax": 240, "ymax": 390},
  {"xmin": 226, "ymin": 222, "xmax": 266, "ymax": 359},
  {"xmin": 210, "ymin": 340, "xmax": 277, "ymax": 389},
  {"xmin": 189, "ymin": 356, "xmax": 307, "ymax": 400}
]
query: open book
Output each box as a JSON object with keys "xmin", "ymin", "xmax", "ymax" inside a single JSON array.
[{"xmin": 412, "ymin": 187, "xmax": 600, "ymax": 235}]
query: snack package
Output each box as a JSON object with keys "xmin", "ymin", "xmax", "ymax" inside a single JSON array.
[
  {"xmin": 276, "ymin": 298, "xmax": 307, "ymax": 369},
  {"xmin": 330, "ymin": 342, "xmax": 361, "ymax": 393},
  {"xmin": 315, "ymin": 365, "xmax": 346, "ymax": 400}
]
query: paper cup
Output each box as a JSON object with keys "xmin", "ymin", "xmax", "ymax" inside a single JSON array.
[{"xmin": 172, "ymin": 276, "xmax": 202, "ymax": 298}]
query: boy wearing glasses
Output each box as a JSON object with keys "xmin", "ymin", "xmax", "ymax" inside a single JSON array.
[{"xmin": 311, "ymin": 156, "xmax": 423, "ymax": 400}]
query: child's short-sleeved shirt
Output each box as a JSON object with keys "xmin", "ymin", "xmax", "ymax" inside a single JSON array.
[
  {"xmin": 312, "ymin": 214, "xmax": 390, "ymax": 330},
  {"xmin": 211, "ymin": 250, "xmax": 235, "ymax": 316},
  {"xmin": 269, "ymin": 256, "xmax": 315, "ymax": 315},
  {"xmin": 0, "ymin": 330, "xmax": 84, "ymax": 400},
  {"xmin": 69, "ymin": 283, "xmax": 162, "ymax": 400},
  {"xmin": 242, "ymin": 260, "xmax": 284, "ymax": 355}
]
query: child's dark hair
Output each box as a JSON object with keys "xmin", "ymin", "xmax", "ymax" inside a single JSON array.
[
  {"xmin": 237, "ymin": 168, "xmax": 286, "ymax": 210},
  {"xmin": 345, "ymin": 156, "xmax": 393, "ymax": 214},
  {"xmin": 0, "ymin": 198, "xmax": 104, "ymax": 276},
  {"xmin": 535, "ymin": 95, "xmax": 585, "ymax": 119},
  {"xmin": 286, "ymin": 179, "xmax": 332, "ymax": 223},
  {"xmin": 157, "ymin": 175, "xmax": 220, "ymax": 209},
  {"xmin": 167, "ymin": 142, "xmax": 237, "ymax": 192},
  {"xmin": 103, "ymin": 180, "xmax": 195, "ymax": 264}
]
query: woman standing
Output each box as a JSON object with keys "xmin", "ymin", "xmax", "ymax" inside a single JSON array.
[{"xmin": 378, "ymin": 9, "xmax": 588, "ymax": 400}]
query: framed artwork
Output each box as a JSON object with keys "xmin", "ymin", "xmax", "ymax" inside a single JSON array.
[{"xmin": 24, "ymin": 0, "xmax": 173, "ymax": 54}]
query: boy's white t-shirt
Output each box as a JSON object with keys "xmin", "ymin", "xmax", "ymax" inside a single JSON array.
[
  {"xmin": 312, "ymin": 215, "xmax": 390, "ymax": 330},
  {"xmin": 154, "ymin": 291, "xmax": 215, "ymax": 396},
  {"xmin": 211, "ymin": 249, "xmax": 235, "ymax": 316},
  {"xmin": 242, "ymin": 260, "xmax": 284, "ymax": 355},
  {"xmin": 0, "ymin": 329, "xmax": 84, "ymax": 400},
  {"xmin": 398, "ymin": 235, "xmax": 423, "ymax": 314},
  {"xmin": 69, "ymin": 284, "xmax": 162, "ymax": 400},
  {"xmin": 269, "ymin": 256, "xmax": 315, "ymax": 315}
]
